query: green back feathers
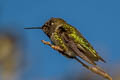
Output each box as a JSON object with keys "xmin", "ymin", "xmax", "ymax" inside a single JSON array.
[{"xmin": 63, "ymin": 24, "xmax": 98, "ymax": 57}]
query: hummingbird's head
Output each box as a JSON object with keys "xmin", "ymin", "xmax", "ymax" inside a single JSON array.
[
  {"xmin": 41, "ymin": 17, "xmax": 66, "ymax": 37},
  {"xmin": 24, "ymin": 17, "xmax": 66, "ymax": 37}
]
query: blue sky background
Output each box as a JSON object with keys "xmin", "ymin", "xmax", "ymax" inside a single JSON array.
[{"xmin": 0, "ymin": 0, "xmax": 120, "ymax": 80}]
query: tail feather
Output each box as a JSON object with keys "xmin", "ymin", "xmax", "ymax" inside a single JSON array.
[{"xmin": 99, "ymin": 56, "xmax": 106, "ymax": 63}]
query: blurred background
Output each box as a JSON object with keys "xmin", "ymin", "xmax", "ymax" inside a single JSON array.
[{"xmin": 0, "ymin": 0, "xmax": 120, "ymax": 80}]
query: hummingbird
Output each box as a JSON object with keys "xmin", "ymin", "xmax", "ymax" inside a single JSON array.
[{"xmin": 24, "ymin": 17, "xmax": 105, "ymax": 65}]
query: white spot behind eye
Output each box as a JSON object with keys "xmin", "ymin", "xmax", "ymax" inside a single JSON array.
[{"xmin": 51, "ymin": 22, "xmax": 54, "ymax": 25}]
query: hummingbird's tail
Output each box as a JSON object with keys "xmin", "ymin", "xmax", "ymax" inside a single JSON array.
[{"xmin": 99, "ymin": 56, "xmax": 106, "ymax": 63}]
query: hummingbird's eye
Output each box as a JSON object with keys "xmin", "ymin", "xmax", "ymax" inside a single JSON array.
[{"xmin": 49, "ymin": 20, "xmax": 54, "ymax": 26}]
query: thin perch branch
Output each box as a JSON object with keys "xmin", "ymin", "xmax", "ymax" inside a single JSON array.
[
  {"xmin": 41, "ymin": 40, "xmax": 112, "ymax": 80},
  {"xmin": 41, "ymin": 40, "xmax": 63, "ymax": 52},
  {"xmin": 74, "ymin": 57, "xmax": 112, "ymax": 80}
]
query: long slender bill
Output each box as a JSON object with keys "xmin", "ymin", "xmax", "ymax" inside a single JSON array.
[{"xmin": 24, "ymin": 27, "xmax": 42, "ymax": 29}]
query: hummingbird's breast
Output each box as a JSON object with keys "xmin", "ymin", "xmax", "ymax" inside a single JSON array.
[{"xmin": 50, "ymin": 30, "xmax": 76, "ymax": 57}]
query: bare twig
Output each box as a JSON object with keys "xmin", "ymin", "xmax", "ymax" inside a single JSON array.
[
  {"xmin": 41, "ymin": 40, "xmax": 112, "ymax": 80},
  {"xmin": 74, "ymin": 57, "xmax": 112, "ymax": 80},
  {"xmin": 41, "ymin": 40, "xmax": 63, "ymax": 52}
]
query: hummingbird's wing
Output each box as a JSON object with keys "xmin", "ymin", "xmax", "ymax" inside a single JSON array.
[
  {"xmin": 75, "ymin": 30, "xmax": 106, "ymax": 63},
  {"xmin": 59, "ymin": 26, "xmax": 105, "ymax": 64},
  {"xmin": 61, "ymin": 33, "xmax": 96, "ymax": 65}
]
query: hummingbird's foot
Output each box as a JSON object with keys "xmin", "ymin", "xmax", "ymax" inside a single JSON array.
[{"xmin": 41, "ymin": 40, "xmax": 63, "ymax": 52}]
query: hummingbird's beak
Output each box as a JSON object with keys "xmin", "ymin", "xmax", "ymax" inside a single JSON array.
[{"xmin": 24, "ymin": 27, "xmax": 42, "ymax": 29}]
